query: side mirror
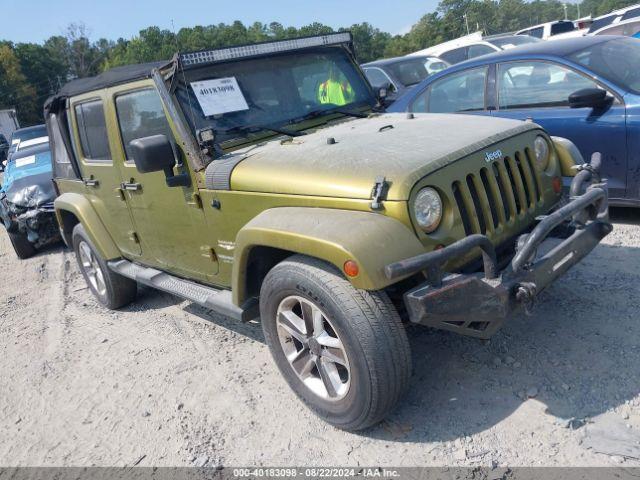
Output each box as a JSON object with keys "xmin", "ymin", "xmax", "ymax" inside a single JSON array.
[
  {"xmin": 129, "ymin": 134, "xmax": 190, "ymax": 188},
  {"xmin": 568, "ymin": 88, "xmax": 610, "ymax": 109},
  {"xmin": 377, "ymin": 82, "xmax": 395, "ymax": 107}
]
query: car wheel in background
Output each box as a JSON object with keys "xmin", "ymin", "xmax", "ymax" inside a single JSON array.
[{"xmin": 7, "ymin": 230, "xmax": 37, "ymax": 259}]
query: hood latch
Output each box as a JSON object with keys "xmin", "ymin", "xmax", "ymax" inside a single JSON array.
[{"xmin": 370, "ymin": 176, "xmax": 389, "ymax": 210}]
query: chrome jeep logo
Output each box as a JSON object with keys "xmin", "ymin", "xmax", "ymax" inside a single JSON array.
[{"xmin": 484, "ymin": 149, "xmax": 503, "ymax": 163}]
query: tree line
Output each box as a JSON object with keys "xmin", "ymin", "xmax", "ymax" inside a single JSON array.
[{"xmin": 0, "ymin": 0, "xmax": 636, "ymax": 125}]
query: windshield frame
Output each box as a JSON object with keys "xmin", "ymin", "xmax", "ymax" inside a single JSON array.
[{"xmin": 170, "ymin": 44, "xmax": 377, "ymax": 152}]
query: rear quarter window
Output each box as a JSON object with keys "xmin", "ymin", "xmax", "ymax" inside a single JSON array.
[{"xmin": 74, "ymin": 100, "xmax": 111, "ymax": 161}]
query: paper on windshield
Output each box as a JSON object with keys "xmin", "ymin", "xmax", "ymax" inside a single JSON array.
[
  {"xmin": 191, "ymin": 77, "xmax": 249, "ymax": 116},
  {"xmin": 15, "ymin": 155, "xmax": 36, "ymax": 167}
]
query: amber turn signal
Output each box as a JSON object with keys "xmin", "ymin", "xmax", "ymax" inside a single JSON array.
[{"xmin": 343, "ymin": 260, "xmax": 359, "ymax": 277}]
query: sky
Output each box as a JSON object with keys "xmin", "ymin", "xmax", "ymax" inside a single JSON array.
[{"xmin": 2, "ymin": 0, "xmax": 440, "ymax": 43}]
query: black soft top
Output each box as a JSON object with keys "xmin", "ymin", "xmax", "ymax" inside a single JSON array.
[
  {"xmin": 42, "ymin": 61, "xmax": 167, "ymax": 181},
  {"xmin": 55, "ymin": 60, "xmax": 168, "ymax": 98},
  {"xmin": 44, "ymin": 60, "xmax": 169, "ymax": 116}
]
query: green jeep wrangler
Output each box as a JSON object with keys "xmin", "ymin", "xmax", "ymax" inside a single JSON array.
[{"xmin": 45, "ymin": 33, "xmax": 611, "ymax": 430}]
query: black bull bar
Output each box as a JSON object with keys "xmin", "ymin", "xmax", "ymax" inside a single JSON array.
[{"xmin": 384, "ymin": 159, "xmax": 612, "ymax": 339}]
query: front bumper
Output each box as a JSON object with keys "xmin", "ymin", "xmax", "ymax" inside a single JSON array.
[
  {"xmin": 385, "ymin": 166, "xmax": 611, "ymax": 339},
  {"xmin": 0, "ymin": 198, "xmax": 60, "ymax": 248}
]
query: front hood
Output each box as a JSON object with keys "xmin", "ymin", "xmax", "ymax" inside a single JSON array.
[
  {"xmin": 229, "ymin": 113, "xmax": 537, "ymax": 200},
  {"xmin": 3, "ymin": 172, "xmax": 55, "ymax": 208}
]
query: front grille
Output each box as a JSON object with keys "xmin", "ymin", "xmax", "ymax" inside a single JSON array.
[{"xmin": 452, "ymin": 149, "xmax": 542, "ymax": 236}]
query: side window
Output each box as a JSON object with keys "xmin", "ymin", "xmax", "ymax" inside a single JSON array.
[
  {"xmin": 412, "ymin": 67, "xmax": 487, "ymax": 113},
  {"xmin": 74, "ymin": 99, "xmax": 111, "ymax": 161},
  {"xmin": 528, "ymin": 27, "xmax": 544, "ymax": 38},
  {"xmin": 467, "ymin": 44, "xmax": 496, "ymax": 59},
  {"xmin": 440, "ymin": 47, "xmax": 468, "ymax": 64},
  {"xmin": 599, "ymin": 20, "xmax": 640, "ymax": 36},
  {"xmin": 550, "ymin": 22, "xmax": 575, "ymax": 35},
  {"xmin": 115, "ymin": 88, "xmax": 172, "ymax": 161},
  {"xmin": 498, "ymin": 61, "xmax": 600, "ymax": 109},
  {"xmin": 364, "ymin": 68, "xmax": 392, "ymax": 89}
]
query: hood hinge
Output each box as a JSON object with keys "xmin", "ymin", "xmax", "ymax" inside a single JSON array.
[{"xmin": 370, "ymin": 176, "xmax": 389, "ymax": 210}]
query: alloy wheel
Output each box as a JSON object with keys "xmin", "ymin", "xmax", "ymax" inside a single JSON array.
[
  {"xmin": 276, "ymin": 295, "xmax": 350, "ymax": 401},
  {"xmin": 78, "ymin": 240, "xmax": 107, "ymax": 297}
]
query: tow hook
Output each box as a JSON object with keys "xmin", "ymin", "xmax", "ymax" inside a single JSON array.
[{"xmin": 515, "ymin": 282, "xmax": 537, "ymax": 315}]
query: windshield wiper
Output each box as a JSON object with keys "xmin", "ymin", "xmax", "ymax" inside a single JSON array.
[
  {"xmin": 289, "ymin": 106, "xmax": 369, "ymax": 125},
  {"xmin": 329, "ymin": 107, "xmax": 368, "ymax": 118},
  {"xmin": 220, "ymin": 124, "xmax": 306, "ymax": 138}
]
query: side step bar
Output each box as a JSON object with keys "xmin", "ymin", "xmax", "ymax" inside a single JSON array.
[{"xmin": 108, "ymin": 259, "xmax": 258, "ymax": 322}]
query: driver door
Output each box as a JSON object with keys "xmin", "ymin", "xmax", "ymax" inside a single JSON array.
[
  {"xmin": 106, "ymin": 80, "xmax": 219, "ymax": 283},
  {"xmin": 491, "ymin": 60, "xmax": 628, "ymax": 199}
]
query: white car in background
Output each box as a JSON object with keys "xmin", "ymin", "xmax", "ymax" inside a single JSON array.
[
  {"xmin": 516, "ymin": 20, "xmax": 581, "ymax": 40},
  {"xmin": 588, "ymin": 4, "xmax": 640, "ymax": 37},
  {"xmin": 408, "ymin": 31, "xmax": 541, "ymax": 65}
]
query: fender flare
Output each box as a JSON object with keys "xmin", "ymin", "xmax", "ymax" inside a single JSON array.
[
  {"xmin": 551, "ymin": 136, "xmax": 581, "ymax": 177},
  {"xmin": 232, "ymin": 207, "xmax": 425, "ymax": 305},
  {"xmin": 54, "ymin": 192, "xmax": 121, "ymax": 260}
]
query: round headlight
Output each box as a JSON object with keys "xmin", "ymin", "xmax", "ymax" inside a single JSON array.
[
  {"xmin": 534, "ymin": 135, "xmax": 550, "ymax": 170},
  {"xmin": 414, "ymin": 187, "xmax": 443, "ymax": 233}
]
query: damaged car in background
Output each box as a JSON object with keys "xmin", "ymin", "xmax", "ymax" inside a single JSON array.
[{"xmin": 0, "ymin": 141, "xmax": 60, "ymax": 258}]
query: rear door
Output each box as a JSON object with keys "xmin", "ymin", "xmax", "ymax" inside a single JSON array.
[
  {"xmin": 491, "ymin": 60, "xmax": 628, "ymax": 199},
  {"xmin": 106, "ymin": 80, "xmax": 218, "ymax": 283},
  {"xmin": 69, "ymin": 91, "xmax": 142, "ymax": 257}
]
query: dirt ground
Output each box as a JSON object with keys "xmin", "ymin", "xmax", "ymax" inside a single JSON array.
[{"xmin": 0, "ymin": 208, "xmax": 639, "ymax": 467}]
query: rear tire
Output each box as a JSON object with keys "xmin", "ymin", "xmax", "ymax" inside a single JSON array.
[
  {"xmin": 260, "ymin": 254, "xmax": 412, "ymax": 431},
  {"xmin": 8, "ymin": 231, "xmax": 37, "ymax": 259},
  {"xmin": 72, "ymin": 224, "xmax": 137, "ymax": 309}
]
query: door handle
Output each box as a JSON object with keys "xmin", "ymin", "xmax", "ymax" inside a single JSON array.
[
  {"xmin": 121, "ymin": 182, "xmax": 142, "ymax": 191},
  {"xmin": 84, "ymin": 178, "xmax": 99, "ymax": 187}
]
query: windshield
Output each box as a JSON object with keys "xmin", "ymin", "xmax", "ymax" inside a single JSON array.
[
  {"xmin": 568, "ymin": 37, "xmax": 640, "ymax": 94},
  {"xmin": 11, "ymin": 150, "xmax": 51, "ymax": 170},
  {"xmin": 489, "ymin": 35, "xmax": 542, "ymax": 49},
  {"xmin": 387, "ymin": 58, "xmax": 432, "ymax": 86},
  {"xmin": 10, "ymin": 125, "xmax": 47, "ymax": 144},
  {"xmin": 174, "ymin": 47, "xmax": 375, "ymax": 146},
  {"xmin": 2, "ymin": 149, "xmax": 52, "ymax": 193}
]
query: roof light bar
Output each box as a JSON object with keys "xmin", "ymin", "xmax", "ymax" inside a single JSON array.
[{"xmin": 179, "ymin": 32, "xmax": 352, "ymax": 67}]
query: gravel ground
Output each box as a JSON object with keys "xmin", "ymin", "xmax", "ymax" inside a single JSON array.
[{"xmin": 0, "ymin": 208, "xmax": 639, "ymax": 467}]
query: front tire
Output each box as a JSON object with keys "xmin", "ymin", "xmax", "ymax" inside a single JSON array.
[
  {"xmin": 8, "ymin": 231, "xmax": 37, "ymax": 259},
  {"xmin": 72, "ymin": 224, "xmax": 137, "ymax": 309},
  {"xmin": 260, "ymin": 255, "xmax": 411, "ymax": 431}
]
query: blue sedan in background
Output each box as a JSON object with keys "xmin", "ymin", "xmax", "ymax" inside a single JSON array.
[{"xmin": 389, "ymin": 36, "xmax": 640, "ymax": 206}]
